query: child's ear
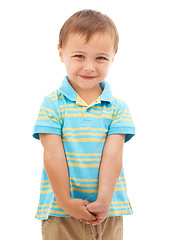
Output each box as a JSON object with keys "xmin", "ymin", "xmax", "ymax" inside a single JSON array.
[{"xmin": 57, "ymin": 44, "xmax": 64, "ymax": 63}]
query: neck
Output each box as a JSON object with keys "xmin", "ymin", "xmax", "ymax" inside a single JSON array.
[
  {"xmin": 78, "ymin": 88, "xmax": 103, "ymax": 105},
  {"xmin": 68, "ymin": 79, "xmax": 103, "ymax": 104}
]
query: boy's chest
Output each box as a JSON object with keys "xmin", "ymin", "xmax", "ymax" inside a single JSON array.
[{"xmin": 60, "ymin": 103, "xmax": 114, "ymax": 138}]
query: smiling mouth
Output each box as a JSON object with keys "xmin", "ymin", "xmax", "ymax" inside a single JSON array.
[{"xmin": 79, "ymin": 75, "xmax": 96, "ymax": 80}]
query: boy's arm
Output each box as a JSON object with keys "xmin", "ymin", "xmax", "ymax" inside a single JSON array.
[
  {"xmin": 97, "ymin": 133, "xmax": 125, "ymax": 204},
  {"xmin": 39, "ymin": 133, "xmax": 96, "ymax": 221},
  {"xmin": 85, "ymin": 134, "xmax": 125, "ymax": 225}
]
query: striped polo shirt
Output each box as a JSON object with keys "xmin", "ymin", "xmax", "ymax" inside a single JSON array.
[{"xmin": 33, "ymin": 76, "xmax": 135, "ymax": 220}]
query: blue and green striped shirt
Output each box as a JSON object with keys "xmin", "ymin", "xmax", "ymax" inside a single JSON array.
[{"xmin": 33, "ymin": 76, "xmax": 135, "ymax": 220}]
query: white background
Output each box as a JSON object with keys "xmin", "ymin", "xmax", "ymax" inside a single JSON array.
[{"xmin": 1, "ymin": 0, "xmax": 173, "ymax": 239}]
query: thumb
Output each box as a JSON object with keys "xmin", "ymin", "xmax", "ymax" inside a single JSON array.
[
  {"xmin": 83, "ymin": 202, "xmax": 97, "ymax": 221},
  {"xmin": 86, "ymin": 202, "xmax": 96, "ymax": 213}
]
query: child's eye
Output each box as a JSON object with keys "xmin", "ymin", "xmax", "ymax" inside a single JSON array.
[
  {"xmin": 74, "ymin": 55, "xmax": 85, "ymax": 59},
  {"xmin": 96, "ymin": 56, "xmax": 108, "ymax": 60}
]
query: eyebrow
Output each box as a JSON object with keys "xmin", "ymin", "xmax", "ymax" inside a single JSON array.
[
  {"xmin": 98, "ymin": 53, "xmax": 110, "ymax": 57},
  {"xmin": 72, "ymin": 51, "xmax": 110, "ymax": 57},
  {"xmin": 72, "ymin": 51, "xmax": 86, "ymax": 54}
]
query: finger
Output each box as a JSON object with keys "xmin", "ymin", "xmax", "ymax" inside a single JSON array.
[
  {"xmin": 92, "ymin": 218, "xmax": 104, "ymax": 225},
  {"xmin": 85, "ymin": 208, "xmax": 97, "ymax": 216},
  {"xmin": 85, "ymin": 213, "xmax": 96, "ymax": 221},
  {"xmin": 84, "ymin": 208, "xmax": 97, "ymax": 221},
  {"xmin": 83, "ymin": 220, "xmax": 91, "ymax": 224},
  {"xmin": 86, "ymin": 202, "xmax": 96, "ymax": 213},
  {"xmin": 79, "ymin": 219, "xmax": 92, "ymax": 224}
]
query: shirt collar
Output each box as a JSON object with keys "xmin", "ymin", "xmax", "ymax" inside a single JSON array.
[
  {"xmin": 59, "ymin": 76, "xmax": 112, "ymax": 104},
  {"xmin": 99, "ymin": 79, "xmax": 112, "ymax": 103}
]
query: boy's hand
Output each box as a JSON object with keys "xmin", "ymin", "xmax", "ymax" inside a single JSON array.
[
  {"xmin": 63, "ymin": 198, "xmax": 97, "ymax": 222},
  {"xmin": 83, "ymin": 200, "xmax": 110, "ymax": 225}
]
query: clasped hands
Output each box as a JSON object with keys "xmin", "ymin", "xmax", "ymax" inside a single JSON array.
[{"xmin": 63, "ymin": 198, "xmax": 110, "ymax": 225}]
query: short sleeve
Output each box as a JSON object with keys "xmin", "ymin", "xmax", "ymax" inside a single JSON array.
[
  {"xmin": 107, "ymin": 99, "xmax": 135, "ymax": 143},
  {"xmin": 33, "ymin": 96, "xmax": 62, "ymax": 140}
]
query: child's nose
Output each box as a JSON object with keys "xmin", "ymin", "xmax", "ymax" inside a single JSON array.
[{"xmin": 83, "ymin": 60, "xmax": 95, "ymax": 72}]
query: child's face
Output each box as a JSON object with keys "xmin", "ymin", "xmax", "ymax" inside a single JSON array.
[{"xmin": 58, "ymin": 32, "xmax": 115, "ymax": 92}]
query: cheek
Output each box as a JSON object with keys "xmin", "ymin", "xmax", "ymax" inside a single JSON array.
[
  {"xmin": 70, "ymin": 61, "xmax": 82, "ymax": 71},
  {"xmin": 64, "ymin": 60, "xmax": 79, "ymax": 74},
  {"xmin": 98, "ymin": 63, "xmax": 110, "ymax": 74}
]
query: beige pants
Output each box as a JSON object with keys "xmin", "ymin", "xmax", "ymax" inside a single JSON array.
[{"xmin": 41, "ymin": 216, "xmax": 123, "ymax": 240}]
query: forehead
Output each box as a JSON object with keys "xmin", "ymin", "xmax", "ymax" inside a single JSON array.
[{"xmin": 64, "ymin": 32, "xmax": 114, "ymax": 54}]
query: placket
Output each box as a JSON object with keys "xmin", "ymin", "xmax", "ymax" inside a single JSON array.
[
  {"xmin": 82, "ymin": 106, "xmax": 87, "ymax": 121},
  {"xmin": 76, "ymin": 95, "xmax": 101, "ymax": 122}
]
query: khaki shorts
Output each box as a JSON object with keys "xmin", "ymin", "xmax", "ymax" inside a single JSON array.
[{"xmin": 41, "ymin": 216, "xmax": 123, "ymax": 240}]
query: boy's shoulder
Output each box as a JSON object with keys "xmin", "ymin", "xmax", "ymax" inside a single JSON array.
[
  {"xmin": 112, "ymin": 96, "xmax": 127, "ymax": 108},
  {"xmin": 40, "ymin": 90, "xmax": 63, "ymax": 110},
  {"xmin": 45, "ymin": 90, "xmax": 63, "ymax": 102},
  {"xmin": 112, "ymin": 96, "xmax": 125, "ymax": 103}
]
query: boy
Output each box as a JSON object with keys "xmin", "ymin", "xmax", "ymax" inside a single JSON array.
[{"xmin": 33, "ymin": 9, "xmax": 135, "ymax": 240}]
